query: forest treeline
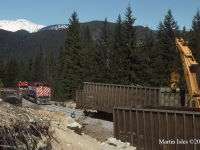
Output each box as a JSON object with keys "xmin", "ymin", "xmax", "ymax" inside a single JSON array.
[{"xmin": 0, "ymin": 4, "xmax": 200, "ymax": 101}]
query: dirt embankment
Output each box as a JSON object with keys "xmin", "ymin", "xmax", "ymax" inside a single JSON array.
[
  {"xmin": 9, "ymin": 99, "xmax": 136, "ymax": 150},
  {"xmin": 50, "ymin": 100, "xmax": 114, "ymax": 142},
  {"xmin": 0, "ymin": 101, "xmax": 102, "ymax": 150}
]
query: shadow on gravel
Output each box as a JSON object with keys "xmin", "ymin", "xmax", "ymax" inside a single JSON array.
[{"xmin": 83, "ymin": 109, "xmax": 113, "ymax": 122}]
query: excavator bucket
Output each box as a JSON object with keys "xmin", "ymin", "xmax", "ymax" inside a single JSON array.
[{"xmin": 171, "ymin": 71, "xmax": 180, "ymax": 90}]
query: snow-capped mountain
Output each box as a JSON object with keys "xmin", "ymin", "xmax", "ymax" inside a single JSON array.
[
  {"xmin": 0, "ymin": 19, "xmax": 45, "ymax": 33},
  {"xmin": 38, "ymin": 24, "xmax": 68, "ymax": 32}
]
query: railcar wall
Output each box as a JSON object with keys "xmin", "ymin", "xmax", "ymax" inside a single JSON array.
[
  {"xmin": 113, "ymin": 106, "xmax": 200, "ymax": 150},
  {"xmin": 76, "ymin": 82, "xmax": 185, "ymax": 113}
]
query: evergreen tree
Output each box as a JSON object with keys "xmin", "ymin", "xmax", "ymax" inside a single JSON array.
[
  {"xmin": 58, "ymin": 11, "xmax": 83, "ymax": 101},
  {"xmin": 93, "ymin": 17, "xmax": 112, "ymax": 83},
  {"xmin": 109, "ymin": 14, "xmax": 127, "ymax": 84},
  {"xmin": 57, "ymin": 45, "xmax": 65, "ymax": 77},
  {"xmin": 55, "ymin": 45, "xmax": 65, "ymax": 101},
  {"xmin": 189, "ymin": 8, "xmax": 200, "ymax": 64},
  {"xmin": 81, "ymin": 25, "xmax": 94, "ymax": 83},
  {"xmin": 123, "ymin": 3, "xmax": 137, "ymax": 83},
  {"xmin": 38, "ymin": 48, "xmax": 47, "ymax": 82},
  {"xmin": 4, "ymin": 57, "xmax": 18, "ymax": 87},
  {"xmin": 124, "ymin": 3, "xmax": 137, "ymax": 48},
  {"xmin": 137, "ymin": 27, "xmax": 155, "ymax": 86},
  {"xmin": 0, "ymin": 54, "xmax": 4, "ymax": 85},
  {"xmin": 180, "ymin": 26, "xmax": 189, "ymax": 40},
  {"xmin": 153, "ymin": 9, "xmax": 180, "ymax": 86},
  {"xmin": 31, "ymin": 45, "xmax": 43, "ymax": 82},
  {"xmin": 16, "ymin": 59, "xmax": 26, "ymax": 82},
  {"xmin": 47, "ymin": 51, "xmax": 57, "ymax": 100},
  {"xmin": 47, "ymin": 51, "xmax": 57, "ymax": 81},
  {"xmin": 26, "ymin": 56, "xmax": 33, "ymax": 82},
  {"xmin": 191, "ymin": 8, "xmax": 200, "ymax": 31}
]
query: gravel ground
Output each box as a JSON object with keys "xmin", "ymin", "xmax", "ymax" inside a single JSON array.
[
  {"xmin": 76, "ymin": 116, "xmax": 113, "ymax": 132},
  {"xmin": 22, "ymin": 98, "xmax": 114, "ymax": 142},
  {"xmin": 22, "ymin": 98, "xmax": 40, "ymax": 109},
  {"xmin": 23, "ymin": 99, "xmax": 114, "ymax": 132}
]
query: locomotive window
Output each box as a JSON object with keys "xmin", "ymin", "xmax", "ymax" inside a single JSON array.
[
  {"xmin": 43, "ymin": 84, "xmax": 46, "ymax": 87},
  {"xmin": 47, "ymin": 84, "xmax": 49, "ymax": 87},
  {"xmin": 36, "ymin": 84, "xmax": 39, "ymax": 87},
  {"xmin": 40, "ymin": 84, "xmax": 43, "ymax": 86}
]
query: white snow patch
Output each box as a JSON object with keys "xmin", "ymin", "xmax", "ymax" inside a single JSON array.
[{"xmin": 0, "ymin": 19, "xmax": 45, "ymax": 33}]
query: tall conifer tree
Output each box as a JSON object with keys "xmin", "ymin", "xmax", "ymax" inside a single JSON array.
[
  {"xmin": 31, "ymin": 45, "xmax": 43, "ymax": 82},
  {"xmin": 189, "ymin": 8, "xmax": 200, "ymax": 64},
  {"xmin": 16, "ymin": 59, "xmax": 26, "ymax": 81},
  {"xmin": 38, "ymin": 49, "xmax": 47, "ymax": 82},
  {"xmin": 123, "ymin": 3, "xmax": 137, "ymax": 83},
  {"xmin": 47, "ymin": 51, "xmax": 57, "ymax": 100},
  {"xmin": 26, "ymin": 56, "xmax": 33, "ymax": 82},
  {"xmin": 4, "ymin": 57, "xmax": 18, "ymax": 87},
  {"xmin": 81, "ymin": 25, "xmax": 94, "ymax": 83},
  {"xmin": 93, "ymin": 17, "xmax": 112, "ymax": 83},
  {"xmin": 110, "ymin": 14, "xmax": 127, "ymax": 84},
  {"xmin": 137, "ymin": 27, "xmax": 155, "ymax": 85},
  {"xmin": 153, "ymin": 9, "xmax": 180, "ymax": 86},
  {"xmin": 58, "ymin": 11, "xmax": 82, "ymax": 101},
  {"xmin": 0, "ymin": 54, "xmax": 4, "ymax": 85}
]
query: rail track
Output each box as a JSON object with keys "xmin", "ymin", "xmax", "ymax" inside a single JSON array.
[
  {"xmin": 22, "ymin": 98, "xmax": 83, "ymax": 118},
  {"xmin": 38, "ymin": 104, "xmax": 83, "ymax": 119},
  {"xmin": 22, "ymin": 98, "xmax": 114, "ymax": 132}
]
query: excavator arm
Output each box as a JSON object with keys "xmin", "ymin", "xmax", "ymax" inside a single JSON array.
[{"xmin": 175, "ymin": 37, "xmax": 200, "ymax": 107}]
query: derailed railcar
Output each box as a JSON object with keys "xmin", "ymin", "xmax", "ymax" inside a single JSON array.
[
  {"xmin": 113, "ymin": 106, "xmax": 200, "ymax": 150},
  {"xmin": 1, "ymin": 90, "xmax": 22, "ymax": 106},
  {"xmin": 76, "ymin": 82, "xmax": 185, "ymax": 113}
]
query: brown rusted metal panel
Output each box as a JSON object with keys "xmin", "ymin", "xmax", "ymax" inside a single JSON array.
[
  {"xmin": 76, "ymin": 82, "xmax": 186, "ymax": 113},
  {"xmin": 114, "ymin": 106, "xmax": 200, "ymax": 150},
  {"xmin": 76, "ymin": 90, "xmax": 84, "ymax": 108}
]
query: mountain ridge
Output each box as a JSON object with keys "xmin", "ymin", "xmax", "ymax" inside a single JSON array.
[
  {"xmin": 0, "ymin": 19, "xmax": 45, "ymax": 33},
  {"xmin": 0, "ymin": 20, "xmax": 154, "ymax": 63},
  {"xmin": 38, "ymin": 24, "xmax": 69, "ymax": 32}
]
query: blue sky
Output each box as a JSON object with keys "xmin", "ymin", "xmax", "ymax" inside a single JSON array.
[{"xmin": 0, "ymin": 0, "xmax": 199, "ymax": 30}]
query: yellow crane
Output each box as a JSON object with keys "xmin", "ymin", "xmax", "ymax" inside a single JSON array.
[{"xmin": 175, "ymin": 37, "xmax": 200, "ymax": 107}]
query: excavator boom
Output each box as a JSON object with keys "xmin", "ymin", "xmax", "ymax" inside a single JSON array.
[{"xmin": 175, "ymin": 37, "xmax": 200, "ymax": 107}]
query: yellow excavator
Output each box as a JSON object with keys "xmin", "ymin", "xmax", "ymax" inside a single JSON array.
[{"xmin": 174, "ymin": 37, "xmax": 200, "ymax": 107}]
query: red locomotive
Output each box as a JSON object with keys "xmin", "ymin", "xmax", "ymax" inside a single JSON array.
[
  {"xmin": 20, "ymin": 81, "xmax": 51, "ymax": 104},
  {"xmin": 18, "ymin": 81, "xmax": 28, "ymax": 92}
]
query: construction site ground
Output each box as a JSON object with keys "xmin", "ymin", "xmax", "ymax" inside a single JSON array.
[
  {"xmin": 22, "ymin": 99, "xmax": 114, "ymax": 143},
  {"xmin": 50, "ymin": 100, "xmax": 114, "ymax": 142},
  {"xmin": 17, "ymin": 98, "xmax": 135, "ymax": 150}
]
